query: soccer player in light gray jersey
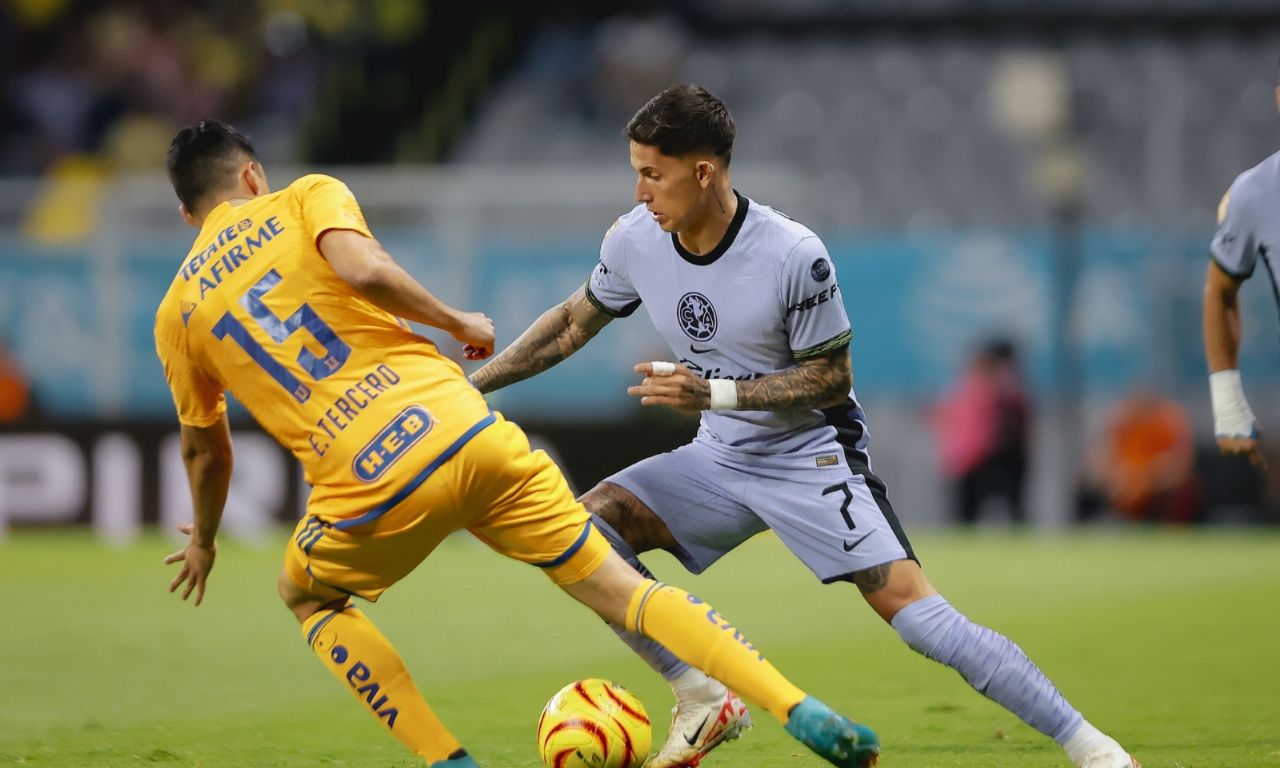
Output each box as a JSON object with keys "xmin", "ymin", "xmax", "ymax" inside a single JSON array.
[
  {"xmin": 471, "ymin": 85, "xmax": 1138, "ymax": 768},
  {"xmin": 1204, "ymin": 74, "xmax": 1280, "ymax": 469}
]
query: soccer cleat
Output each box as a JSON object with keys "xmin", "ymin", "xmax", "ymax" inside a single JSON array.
[
  {"xmin": 429, "ymin": 752, "xmax": 480, "ymax": 768},
  {"xmin": 1079, "ymin": 753, "xmax": 1141, "ymax": 768},
  {"xmin": 783, "ymin": 696, "xmax": 879, "ymax": 768},
  {"xmin": 645, "ymin": 688, "xmax": 752, "ymax": 768}
]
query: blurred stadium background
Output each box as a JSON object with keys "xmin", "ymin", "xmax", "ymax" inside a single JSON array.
[
  {"xmin": 4, "ymin": 0, "xmax": 1280, "ymax": 542},
  {"xmin": 5, "ymin": 3, "xmax": 1280, "ymax": 768}
]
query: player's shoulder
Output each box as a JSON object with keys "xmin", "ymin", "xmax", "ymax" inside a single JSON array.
[
  {"xmin": 1228, "ymin": 148, "xmax": 1280, "ymax": 205},
  {"xmin": 153, "ymin": 283, "xmax": 189, "ymax": 348},
  {"xmin": 607, "ymin": 203, "xmax": 660, "ymax": 241},
  {"xmin": 742, "ymin": 196, "xmax": 824, "ymax": 258},
  {"xmin": 600, "ymin": 204, "xmax": 661, "ymax": 267},
  {"xmin": 286, "ymin": 173, "xmax": 352, "ymax": 200}
]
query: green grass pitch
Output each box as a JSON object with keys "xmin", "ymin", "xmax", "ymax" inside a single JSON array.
[{"xmin": 2, "ymin": 528, "xmax": 1277, "ymax": 767}]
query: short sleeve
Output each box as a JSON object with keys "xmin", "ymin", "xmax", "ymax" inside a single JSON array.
[
  {"xmin": 1210, "ymin": 177, "xmax": 1260, "ymax": 279},
  {"xmin": 585, "ymin": 218, "xmax": 642, "ymax": 317},
  {"xmin": 155, "ymin": 317, "xmax": 226, "ymax": 428},
  {"xmin": 783, "ymin": 237, "xmax": 852, "ymax": 360},
  {"xmin": 299, "ymin": 174, "xmax": 374, "ymax": 246}
]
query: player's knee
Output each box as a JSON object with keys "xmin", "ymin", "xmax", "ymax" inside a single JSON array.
[
  {"xmin": 277, "ymin": 569, "xmax": 304, "ymax": 609},
  {"xmin": 277, "ymin": 569, "xmax": 325, "ymax": 622},
  {"xmin": 856, "ymin": 559, "xmax": 936, "ymax": 623},
  {"xmin": 579, "ymin": 482, "xmax": 669, "ymax": 553}
]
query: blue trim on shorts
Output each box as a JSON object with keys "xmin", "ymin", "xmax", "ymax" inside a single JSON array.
[
  {"xmin": 534, "ymin": 519, "xmax": 595, "ymax": 569},
  {"xmin": 305, "ymin": 564, "xmax": 360, "ymax": 599},
  {"xmin": 332, "ymin": 412, "xmax": 497, "ymax": 531}
]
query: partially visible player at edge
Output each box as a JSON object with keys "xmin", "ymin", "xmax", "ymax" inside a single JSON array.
[
  {"xmin": 1203, "ymin": 58, "xmax": 1280, "ymax": 470},
  {"xmin": 470, "ymin": 85, "xmax": 1140, "ymax": 768},
  {"xmin": 155, "ymin": 120, "xmax": 880, "ymax": 768}
]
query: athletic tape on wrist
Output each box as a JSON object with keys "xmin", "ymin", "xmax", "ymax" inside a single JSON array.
[
  {"xmin": 709, "ymin": 379, "xmax": 738, "ymax": 411},
  {"xmin": 1209, "ymin": 369, "xmax": 1257, "ymax": 437}
]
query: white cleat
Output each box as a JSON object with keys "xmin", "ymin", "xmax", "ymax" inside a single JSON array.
[
  {"xmin": 645, "ymin": 688, "xmax": 752, "ymax": 768},
  {"xmin": 1079, "ymin": 751, "xmax": 1141, "ymax": 768}
]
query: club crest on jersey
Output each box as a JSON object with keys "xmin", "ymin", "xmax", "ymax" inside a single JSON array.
[
  {"xmin": 811, "ymin": 258, "xmax": 831, "ymax": 281},
  {"xmin": 677, "ymin": 292, "xmax": 718, "ymax": 342}
]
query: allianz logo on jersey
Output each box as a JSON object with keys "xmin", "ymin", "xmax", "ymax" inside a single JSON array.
[{"xmin": 352, "ymin": 405, "xmax": 434, "ymax": 482}]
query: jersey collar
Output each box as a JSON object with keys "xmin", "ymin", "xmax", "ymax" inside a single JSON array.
[{"xmin": 671, "ymin": 191, "xmax": 749, "ymax": 266}]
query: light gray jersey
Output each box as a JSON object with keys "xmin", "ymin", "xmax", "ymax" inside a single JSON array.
[
  {"xmin": 1212, "ymin": 148, "xmax": 1280, "ymax": 284},
  {"xmin": 587, "ymin": 192, "xmax": 869, "ymax": 459}
]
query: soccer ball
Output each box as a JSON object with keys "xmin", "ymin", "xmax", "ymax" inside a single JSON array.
[{"xmin": 536, "ymin": 679, "xmax": 652, "ymax": 768}]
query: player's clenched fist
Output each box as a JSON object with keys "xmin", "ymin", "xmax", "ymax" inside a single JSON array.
[
  {"xmin": 452, "ymin": 311, "xmax": 495, "ymax": 360},
  {"xmin": 629, "ymin": 361, "xmax": 709, "ymax": 412}
]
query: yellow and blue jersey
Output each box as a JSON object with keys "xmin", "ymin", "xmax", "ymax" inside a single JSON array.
[{"xmin": 154, "ymin": 174, "xmax": 493, "ymax": 519}]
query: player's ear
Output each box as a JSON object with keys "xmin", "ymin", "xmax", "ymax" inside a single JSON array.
[
  {"xmin": 695, "ymin": 160, "xmax": 715, "ymax": 188},
  {"xmin": 1274, "ymin": 84, "xmax": 1280, "ymax": 114},
  {"xmin": 178, "ymin": 203, "xmax": 197, "ymax": 228},
  {"xmin": 241, "ymin": 161, "xmax": 267, "ymax": 197}
]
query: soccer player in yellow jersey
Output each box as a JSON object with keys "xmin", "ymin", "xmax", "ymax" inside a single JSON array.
[{"xmin": 156, "ymin": 120, "xmax": 880, "ymax": 768}]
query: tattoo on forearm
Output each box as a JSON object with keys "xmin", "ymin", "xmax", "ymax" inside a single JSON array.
[
  {"xmin": 735, "ymin": 351, "xmax": 850, "ymax": 410},
  {"xmin": 850, "ymin": 562, "xmax": 892, "ymax": 595},
  {"xmin": 470, "ymin": 293, "xmax": 609, "ymax": 393},
  {"xmin": 470, "ymin": 306, "xmax": 572, "ymax": 393}
]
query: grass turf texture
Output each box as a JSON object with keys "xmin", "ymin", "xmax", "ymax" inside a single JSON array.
[{"xmin": 2, "ymin": 529, "xmax": 1277, "ymax": 767}]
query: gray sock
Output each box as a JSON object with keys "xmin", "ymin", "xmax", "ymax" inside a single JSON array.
[
  {"xmin": 892, "ymin": 594, "xmax": 1083, "ymax": 743},
  {"xmin": 592, "ymin": 514, "xmax": 691, "ymax": 680}
]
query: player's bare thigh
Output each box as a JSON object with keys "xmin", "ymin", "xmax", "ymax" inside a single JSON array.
[
  {"xmin": 277, "ymin": 568, "xmax": 348, "ymax": 623},
  {"xmin": 579, "ymin": 481, "xmax": 680, "ymax": 553},
  {"xmin": 852, "ymin": 558, "xmax": 939, "ymax": 624}
]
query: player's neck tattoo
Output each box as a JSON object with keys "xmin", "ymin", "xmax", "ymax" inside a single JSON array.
[{"xmin": 715, "ymin": 189, "xmax": 727, "ymax": 215}]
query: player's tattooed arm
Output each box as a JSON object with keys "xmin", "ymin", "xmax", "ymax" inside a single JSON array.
[
  {"xmin": 735, "ymin": 346, "xmax": 852, "ymax": 411},
  {"xmin": 470, "ymin": 283, "xmax": 614, "ymax": 393}
]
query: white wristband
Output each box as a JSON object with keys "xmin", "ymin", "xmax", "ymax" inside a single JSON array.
[
  {"xmin": 709, "ymin": 379, "xmax": 738, "ymax": 411},
  {"xmin": 650, "ymin": 361, "xmax": 676, "ymax": 376},
  {"xmin": 1209, "ymin": 369, "xmax": 1257, "ymax": 438}
]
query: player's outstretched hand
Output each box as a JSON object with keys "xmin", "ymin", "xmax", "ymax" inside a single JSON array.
[
  {"xmin": 629, "ymin": 361, "xmax": 709, "ymax": 413},
  {"xmin": 164, "ymin": 522, "xmax": 217, "ymax": 607},
  {"xmin": 453, "ymin": 311, "xmax": 495, "ymax": 360},
  {"xmin": 1216, "ymin": 434, "xmax": 1268, "ymax": 471}
]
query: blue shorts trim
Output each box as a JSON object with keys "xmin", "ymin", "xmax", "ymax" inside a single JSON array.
[
  {"xmin": 304, "ymin": 563, "xmax": 360, "ymax": 599},
  {"xmin": 534, "ymin": 519, "xmax": 595, "ymax": 569},
  {"xmin": 332, "ymin": 412, "xmax": 497, "ymax": 531}
]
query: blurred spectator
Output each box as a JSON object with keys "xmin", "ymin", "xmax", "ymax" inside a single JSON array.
[
  {"xmin": 931, "ymin": 339, "xmax": 1031, "ymax": 526},
  {"xmin": 1076, "ymin": 389, "xmax": 1201, "ymax": 524},
  {"xmin": 0, "ymin": 338, "xmax": 34, "ymax": 424}
]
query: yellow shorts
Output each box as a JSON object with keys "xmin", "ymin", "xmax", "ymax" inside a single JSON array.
[{"xmin": 283, "ymin": 412, "xmax": 612, "ymax": 601}]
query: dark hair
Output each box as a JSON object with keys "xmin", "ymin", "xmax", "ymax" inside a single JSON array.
[
  {"xmin": 166, "ymin": 120, "xmax": 257, "ymax": 212},
  {"xmin": 625, "ymin": 84, "xmax": 735, "ymax": 164}
]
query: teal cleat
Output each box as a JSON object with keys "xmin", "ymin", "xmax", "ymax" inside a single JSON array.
[
  {"xmin": 430, "ymin": 750, "xmax": 480, "ymax": 768},
  {"xmin": 783, "ymin": 696, "xmax": 880, "ymax": 768}
]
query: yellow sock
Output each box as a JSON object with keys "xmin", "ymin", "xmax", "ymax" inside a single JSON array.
[
  {"xmin": 625, "ymin": 581, "xmax": 806, "ymax": 722},
  {"xmin": 302, "ymin": 604, "xmax": 463, "ymax": 764}
]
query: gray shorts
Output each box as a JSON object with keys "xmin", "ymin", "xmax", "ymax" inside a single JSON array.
[{"xmin": 605, "ymin": 438, "xmax": 915, "ymax": 583}]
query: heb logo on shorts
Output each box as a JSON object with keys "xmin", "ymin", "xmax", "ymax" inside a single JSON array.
[{"xmin": 353, "ymin": 406, "xmax": 434, "ymax": 482}]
